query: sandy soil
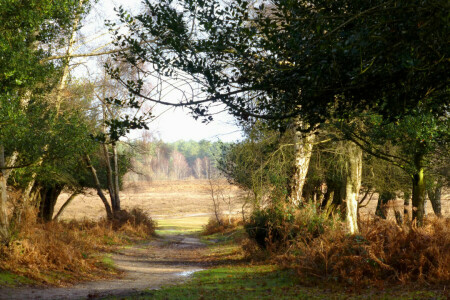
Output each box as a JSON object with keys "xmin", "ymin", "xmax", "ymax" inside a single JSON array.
[{"xmin": 1, "ymin": 231, "xmax": 209, "ymax": 300}]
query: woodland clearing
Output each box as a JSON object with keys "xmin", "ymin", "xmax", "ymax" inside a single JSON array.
[{"xmin": 1, "ymin": 180, "xmax": 448, "ymax": 299}]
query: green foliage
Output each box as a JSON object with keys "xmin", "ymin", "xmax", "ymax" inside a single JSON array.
[
  {"xmin": 110, "ymin": 0, "xmax": 448, "ymax": 127},
  {"xmin": 245, "ymin": 203, "xmax": 296, "ymax": 250},
  {"xmin": 0, "ymin": 0, "xmax": 89, "ymax": 95},
  {"xmin": 218, "ymin": 123, "xmax": 294, "ymax": 202}
]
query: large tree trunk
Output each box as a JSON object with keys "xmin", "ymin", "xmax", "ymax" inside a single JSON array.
[
  {"xmin": 85, "ymin": 154, "xmax": 113, "ymax": 219},
  {"xmin": 38, "ymin": 184, "xmax": 63, "ymax": 222},
  {"xmin": 112, "ymin": 143, "xmax": 121, "ymax": 213},
  {"xmin": 427, "ymin": 179, "xmax": 443, "ymax": 217},
  {"xmin": 411, "ymin": 152, "xmax": 426, "ymax": 226},
  {"xmin": 290, "ymin": 120, "xmax": 315, "ymax": 206},
  {"xmin": 345, "ymin": 141, "xmax": 362, "ymax": 234},
  {"xmin": 0, "ymin": 145, "xmax": 9, "ymax": 243}
]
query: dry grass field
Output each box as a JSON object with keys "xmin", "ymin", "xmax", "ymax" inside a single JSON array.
[
  {"xmin": 54, "ymin": 179, "xmax": 246, "ymax": 220},
  {"xmin": 54, "ymin": 179, "xmax": 449, "ymax": 221}
]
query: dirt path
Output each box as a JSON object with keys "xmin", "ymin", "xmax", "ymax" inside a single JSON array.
[{"xmin": 1, "ymin": 234, "xmax": 208, "ymax": 300}]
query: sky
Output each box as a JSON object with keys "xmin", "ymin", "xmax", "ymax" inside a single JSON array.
[{"xmin": 73, "ymin": 0, "xmax": 244, "ymax": 143}]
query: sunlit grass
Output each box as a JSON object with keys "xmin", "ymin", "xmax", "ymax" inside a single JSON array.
[
  {"xmin": 0, "ymin": 271, "xmax": 33, "ymax": 287},
  {"xmin": 155, "ymin": 216, "xmax": 209, "ymax": 236},
  {"xmin": 104, "ymin": 264, "xmax": 448, "ymax": 300}
]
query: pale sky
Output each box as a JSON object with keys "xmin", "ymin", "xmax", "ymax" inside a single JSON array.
[{"xmin": 74, "ymin": 0, "xmax": 243, "ymax": 143}]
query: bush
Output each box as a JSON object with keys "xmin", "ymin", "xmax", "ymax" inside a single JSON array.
[
  {"xmin": 286, "ymin": 217, "xmax": 450, "ymax": 284},
  {"xmin": 203, "ymin": 216, "xmax": 241, "ymax": 235},
  {"xmin": 245, "ymin": 203, "xmax": 297, "ymax": 250},
  {"xmin": 0, "ymin": 207, "xmax": 156, "ymax": 285},
  {"xmin": 112, "ymin": 208, "xmax": 156, "ymax": 235},
  {"xmin": 294, "ymin": 203, "xmax": 337, "ymax": 241}
]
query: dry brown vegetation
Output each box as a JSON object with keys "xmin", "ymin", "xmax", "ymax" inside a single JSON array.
[
  {"xmin": 202, "ymin": 216, "xmax": 242, "ymax": 236},
  {"xmin": 54, "ymin": 180, "xmax": 245, "ymax": 220},
  {"xmin": 10, "ymin": 180, "xmax": 448, "ymax": 287},
  {"xmin": 268, "ymin": 205, "xmax": 450, "ymax": 285},
  {"xmin": 0, "ymin": 207, "xmax": 155, "ymax": 285}
]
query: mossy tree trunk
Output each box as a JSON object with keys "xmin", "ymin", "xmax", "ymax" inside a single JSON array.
[
  {"xmin": 427, "ymin": 179, "xmax": 443, "ymax": 217},
  {"xmin": 411, "ymin": 152, "xmax": 426, "ymax": 226}
]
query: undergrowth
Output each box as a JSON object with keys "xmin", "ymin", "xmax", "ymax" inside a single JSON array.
[
  {"xmin": 287, "ymin": 216, "xmax": 450, "ymax": 285},
  {"xmin": 244, "ymin": 203, "xmax": 450, "ymax": 285},
  {"xmin": 202, "ymin": 216, "xmax": 242, "ymax": 235},
  {"xmin": 0, "ymin": 207, "xmax": 156, "ymax": 285}
]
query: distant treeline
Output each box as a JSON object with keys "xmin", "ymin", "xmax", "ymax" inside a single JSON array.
[{"xmin": 125, "ymin": 139, "xmax": 227, "ymax": 181}]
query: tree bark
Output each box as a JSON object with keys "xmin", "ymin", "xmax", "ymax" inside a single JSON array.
[
  {"xmin": 38, "ymin": 184, "xmax": 63, "ymax": 222},
  {"xmin": 345, "ymin": 141, "xmax": 362, "ymax": 234},
  {"xmin": 0, "ymin": 145, "xmax": 10, "ymax": 243},
  {"xmin": 102, "ymin": 143, "xmax": 116, "ymax": 208},
  {"xmin": 427, "ymin": 179, "xmax": 443, "ymax": 217},
  {"xmin": 290, "ymin": 120, "xmax": 315, "ymax": 206},
  {"xmin": 411, "ymin": 152, "xmax": 426, "ymax": 226},
  {"xmin": 85, "ymin": 154, "xmax": 113, "ymax": 219},
  {"xmin": 112, "ymin": 143, "xmax": 121, "ymax": 213}
]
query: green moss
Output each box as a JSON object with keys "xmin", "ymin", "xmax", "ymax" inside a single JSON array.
[
  {"xmin": 0, "ymin": 271, "xmax": 33, "ymax": 287},
  {"xmin": 99, "ymin": 254, "xmax": 115, "ymax": 270}
]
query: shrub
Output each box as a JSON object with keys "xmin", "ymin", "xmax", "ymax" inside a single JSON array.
[
  {"xmin": 0, "ymin": 207, "xmax": 156, "ymax": 285},
  {"xmin": 203, "ymin": 216, "xmax": 241, "ymax": 235},
  {"xmin": 286, "ymin": 217, "xmax": 450, "ymax": 284},
  {"xmin": 112, "ymin": 207, "xmax": 156, "ymax": 236},
  {"xmin": 245, "ymin": 203, "xmax": 297, "ymax": 250}
]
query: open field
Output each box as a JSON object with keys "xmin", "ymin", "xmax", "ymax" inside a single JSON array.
[
  {"xmin": 54, "ymin": 180, "xmax": 246, "ymax": 220},
  {"xmin": 54, "ymin": 179, "xmax": 449, "ymax": 221}
]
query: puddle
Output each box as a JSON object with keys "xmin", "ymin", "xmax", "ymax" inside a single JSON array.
[{"xmin": 176, "ymin": 269, "xmax": 204, "ymax": 277}]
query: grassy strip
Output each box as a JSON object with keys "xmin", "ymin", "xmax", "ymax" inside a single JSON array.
[
  {"xmin": 105, "ymin": 265, "xmax": 446, "ymax": 300},
  {"xmin": 155, "ymin": 216, "xmax": 209, "ymax": 236},
  {"xmin": 0, "ymin": 271, "xmax": 33, "ymax": 287}
]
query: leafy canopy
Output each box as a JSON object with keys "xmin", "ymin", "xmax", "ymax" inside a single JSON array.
[{"xmin": 110, "ymin": 0, "xmax": 449, "ymax": 127}]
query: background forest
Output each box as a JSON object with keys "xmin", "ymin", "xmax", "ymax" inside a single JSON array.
[{"xmin": 125, "ymin": 139, "xmax": 225, "ymax": 181}]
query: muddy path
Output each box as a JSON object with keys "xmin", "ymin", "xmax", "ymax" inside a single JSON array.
[{"xmin": 1, "ymin": 234, "xmax": 208, "ymax": 300}]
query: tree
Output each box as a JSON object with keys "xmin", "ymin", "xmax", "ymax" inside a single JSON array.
[
  {"xmin": 110, "ymin": 0, "xmax": 448, "ymax": 229},
  {"xmin": 0, "ymin": 0, "xmax": 92, "ymax": 241},
  {"xmin": 110, "ymin": 0, "xmax": 447, "ymax": 123},
  {"xmin": 340, "ymin": 110, "xmax": 448, "ymax": 225}
]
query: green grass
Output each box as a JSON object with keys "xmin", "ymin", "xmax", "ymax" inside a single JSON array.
[
  {"xmin": 103, "ymin": 264, "xmax": 447, "ymax": 299},
  {"xmin": 99, "ymin": 254, "xmax": 115, "ymax": 270},
  {"xmin": 0, "ymin": 271, "xmax": 33, "ymax": 287},
  {"xmin": 103, "ymin": 225, "xmax": 447, "ymax": 300},
  {"xmin": 155, "ymin": 216, "xmax": 208, "ymax": 236}
]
